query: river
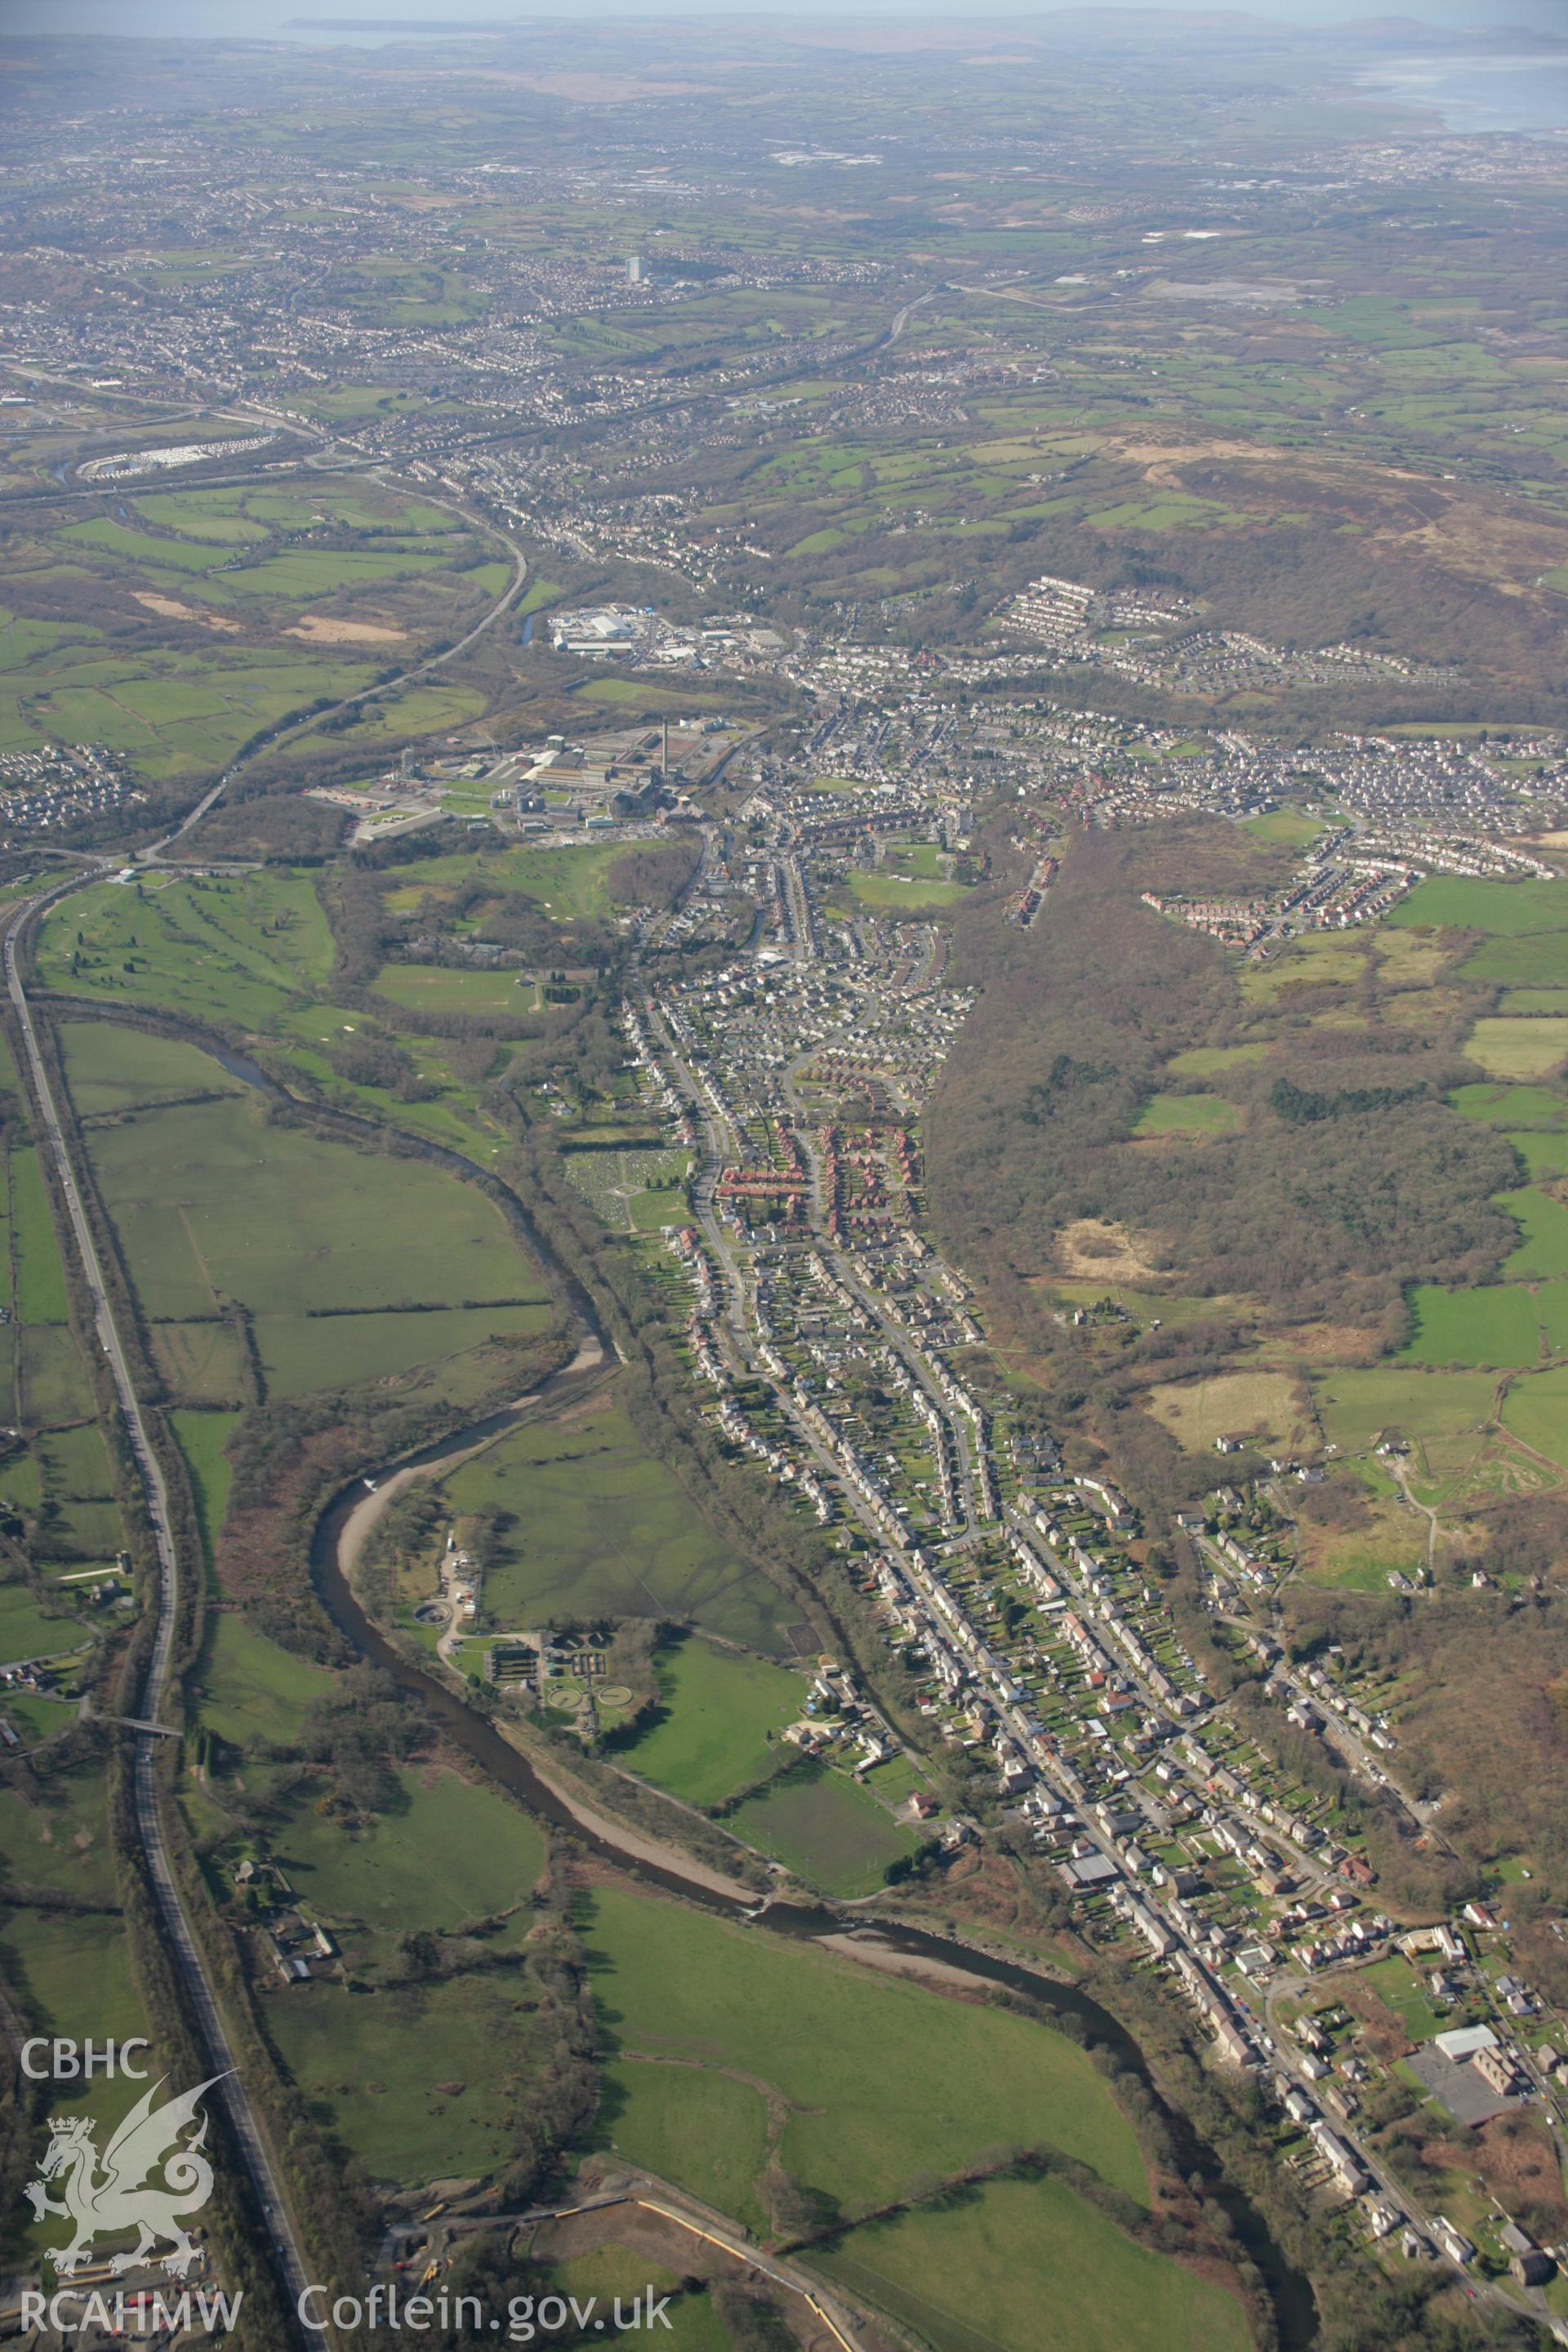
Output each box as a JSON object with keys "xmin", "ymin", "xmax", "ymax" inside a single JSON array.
[
  {"xmin": 307, "ymin": 1359, "xmax": 1316, "ymax": 2347},
  {"xmin": 1352, "ymin": 47, "xmax": 1568, "ymax": 135},
  {"xmin": 81, "ymin": 1002, "xmax": 1312, "ymax": 2344}
]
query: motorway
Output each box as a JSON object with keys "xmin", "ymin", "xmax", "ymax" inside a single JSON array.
[
  {"xmin": 0, "ymin": 477, "xmax": 536, "ymax": 2329},
  {"xmin": 3, "ymin": 876, "xmax": 315, "ymax": 2334}
]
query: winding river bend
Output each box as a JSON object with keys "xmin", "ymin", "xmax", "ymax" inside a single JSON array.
[
  {"xmin": 81, "ymin": 1004, "xmax": 1310, "ymax": 2345},
  {"xmin": 307, "ymin": 1381, "xmax": 1314, "ymax": 2346},
  {"xmin": 311, "ymin": 1455, "xmax": 1313, "ymax": 2345}
]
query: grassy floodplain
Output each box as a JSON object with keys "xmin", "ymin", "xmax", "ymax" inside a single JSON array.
[
  {"xmin": 617, "ymin": 1637, "xmax": 807, "ymax": 1807},
  {"xmin": 195, "ymin": 1614, "xmax": 336, "ymax": 1749},
  {"xmin": 56, "ymin": 1018, "xmax": 243, "ymax": 1117},
  {"xmin": 57, "ymin": 1022, "xmax": 550, "ymax": 1404},
  {"xmin": 265, "ymin": 1973, "xmax": 549, "ymax": 2185},
  {"xmin": 581, "ymin": 1889, "xmax": 1247, "ymax": 2352},
  {"xmin": 194, "ymin": 1627, "xmax": 554, "ymax": 2189},
  {"xmin": 170, "ymin": 1406, "xmax": 238, "ymax": 1568},
  {"xmin": 0, "ymin": 1763, "xmax": 158, "ymax": 2251},
  {"xmin": 274, "ymin": 1763, "xmax": 546, "ymax": 1939},
  {"xmin": 817, "ymin": 2172, "xmax": 1250, "ymax": 2352},
  {"xmin": 78, "ymin": 1092, "xmax": 526, "ymax": 1316},
  {"xmin": 583, "ymin": 1886, "xmax": 1145, "ymax": 2203},
  {"xmin": 441, "ymin": 1386, "xmax": 798, "ymax": 1653},
  {"xmin": 726, "ymin": 1762, "xmax": 920, "ymax": 1895}
]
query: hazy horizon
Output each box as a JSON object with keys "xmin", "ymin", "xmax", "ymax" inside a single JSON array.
[{"xmin": 2, "ymin": 0, "xmax": 1566, "ymax": 40}]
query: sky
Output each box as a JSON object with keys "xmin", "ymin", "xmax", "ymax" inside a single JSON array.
[
  {"xmin": 0, "ymin": 0, "xmax": 1565, "ymax": 35},
  {"xmin": 0, "ymin": 0, "xmax": 1561, "ymax": 39}
]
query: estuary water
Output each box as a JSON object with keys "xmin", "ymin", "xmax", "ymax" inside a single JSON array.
[{"xmin": 1352, "ymin": 47, "xmax": 1568, "ymax": 135}]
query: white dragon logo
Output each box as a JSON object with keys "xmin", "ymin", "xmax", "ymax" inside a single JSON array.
[{"xmin": 24, "ymin": 2074, "xmax": 227, "ymax": 2277}]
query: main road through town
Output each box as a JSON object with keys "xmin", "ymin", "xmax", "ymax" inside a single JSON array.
[{"xmin": 3, "ymin": 877, "xmax": 315, "ymax": 2334}]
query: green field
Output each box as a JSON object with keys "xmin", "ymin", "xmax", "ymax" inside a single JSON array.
[
  {"xmin": 628, "ymin": 1179, "xmax": 689, "ymax": 1232},
  {"xmin": 1387, "ymin": 876, "xmax": 1568, "ymax": 935},
  {"xmin": 18, "ymin": 1328, "xmax": 94, "ymax": 1428},
  {"xmin": 442, "ymin": 1389, "xmax": 797, "ymax": 1653},
  {"xmin": 171, "ymin": 1407, "xmax": 238, "ymax": 1568},
  {"xmin": 0, "ymin": 1763, "xmax": 119, "ymax": 1904},
  {"xmin": 1452, "ymin": 1082, "xmax": 1568, "ymax": 1129},
  {"xmin": 10, "ymin": 1147, "xmax": 68, "ymax": 1323},
  {"xmin": 618, "ymin": 1637, "xmax": 806, "ymax": 1808},
  {"xmin": 599, "ymin": 2060, "xmax": 772, "ymax": 2235},
  {"xmin": 1357, "ymin": 1955, "xmax": 1446, "ymax": 2044},
  {"xmin": 257, "ymin": 1759, "xmax": 552, "ymax": 2190},
  {"xmin": 256, "ymin": 1301, "xmax": 550, "ymax": 1401},
  {"xmin": 0, "ymin": 1909, "xmax": 148, "ymax": 2072},
  {"xmin": 818, "ymin": 2172, "xmax": 1250, "ymax": 2352},
  {"xmin": 222, "ymin": 547, "xmax": 457, "ymax": 600},
  {"xmin": 1504, "ymin": 1373, "xmax": 1568, "ymax": 1458},
  {"xmin": 276, "ymin": 1764, "xmax": 545, "ymax": 1937},
  {"xmin": 38, "ymin": 1422, "xmax": 114, "ymax": 1503},
  {"xmin": 266, "ymin": 1972, "xmax": 546, "ymax": 2186},
  {"xmin": 1462, "ymin": 935, "xmax": 1568, "ymax": 986},
  {"xmin": 1401, "ymin": 1283, "xmax": 1541, "ymax": 1368},
  {"xmin": 0, "ymin": 1902, "xmax": 158, "ymax": 2263},
  {"xmin": 153, "ymin": 1319, "xmax": 247, "ymax": 1402},
  {"xmin": 78, "ymin": 1078, "xmax": 535, "ymax": 1325},
  {"xmin": 534, "ymin": 2250, "xmax": 723, "ymax": 2352},
  {"xmin": 1465, "ymin": 1017, "xmax": 1568, "ymax": 1080},
  {"xmin": 1499, "ymin": 1186, "xmax": 1568, "ymax": 1277},
  {"xmin": 1315, "ymin": 1366, "xmax": 1499, "ymax": 1454},
  {"xmin": 372, "ymin": 964, "xmax": 539, "ymax": 1017},
  {"xmin": 44, "ymin": 873, "xmax": 334, "ymax": 1028},
  {"xmin": 1508, "ymin": 1131, "xmax": 1568, "ymax": 1177},
  {"xmin": 385, "ymin": 841, "xmax": 628, "ymax": 924},
  {"xmin": 0, "ymin": 643, "xmax": 377, "ymax": 781},
  {"xmin": 134, "ymin": 492, "xmax": 272, "ymax": 543},
  {"xmin": 518, "ymin": 577, "xmax": 564, "ymax": 616},
  {"xmin": 848, "ymin": 872, "xmax": 969, "ymax": 912},
  {"xmin": 1240, "ymin": 806, "xmax": 1325, "ymax": 848},
  {"xmin": 1239, "ymin": 938, "xmax": 1365, "ymax": 999},
  {"xmin": 34, "ymin": 1421, "xmax": 121, "ymax": 1566},
  {"xmin": 0, "ymin": 1581, "xmax": 76, "ymax": 1666},
  {"xmin": 1501, "ymin": 1365, "xmax": 1568, "ymax": 1469},
  {"xmin": 581, "ymin": 1887, "xmax": 1148, "ymax": 2211},
  {"xmin": 58, "ymin": 1020, "xmax": 245, "ymax": 1118},
  {"xmin": 195, "ymin": 1614, "xmax": 336, "ymax": 1749},
  {"xmin": 727, "ymin": 1763, "xmax": 920, "ymax": 1895},
  {"xmin": 1133, "ymin": 1092, "xmax": 1240, "ymax": 1137},
  {"xmin": 1499, "ymin": 991, "xmax": 1568, "ymax": 1017}
]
